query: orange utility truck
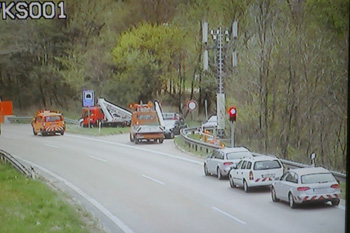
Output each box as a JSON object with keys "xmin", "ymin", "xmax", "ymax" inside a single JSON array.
[
  {"xmin": 31, "ymin": 110, "xmax": 65, "ymax": 136},
  {"xmin": 129, "ymin": 101, "xmax": 165, "ymax": 144},
  {"xmin": 80, "ymin": 98, "xmax": 131, "ymax": 127}
]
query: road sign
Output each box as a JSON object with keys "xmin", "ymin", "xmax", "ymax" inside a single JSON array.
[
  {"xmin": 82, "ymin": 90, "xmax": 94, "ymax": 107},
  {"xmin": 187, "ymin": 100, "xmax": 198, "ymax": 112}
]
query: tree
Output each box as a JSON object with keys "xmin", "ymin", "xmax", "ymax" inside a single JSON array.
[{"xmin": 110, "ymin": 23, "xmax": 190, "ymax": 106}]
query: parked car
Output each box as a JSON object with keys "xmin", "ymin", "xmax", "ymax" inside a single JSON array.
[
  {"xmin": 202, "ymin": 115, "xmax": 217, "ymax": 128},
  {"xmin": 229, "ymin": 156, "xmax": 284, "ymax": 192},
  {"xmin": 162, "ymin": 112, "xmax": 187, "ymax": 139},
  {"xmin": 204, "ymin": 147, "xmax": 254, "ymax": 179},
  {"xmin": 270, "ymin": 167, "xmax": 340, "ymax": 208}
]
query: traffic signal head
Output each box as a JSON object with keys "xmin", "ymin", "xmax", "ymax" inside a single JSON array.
[{"xmin": 228, "ymin": 107, "xmax": 236, "ymax": 122}]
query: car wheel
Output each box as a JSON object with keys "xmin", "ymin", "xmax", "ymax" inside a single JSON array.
[
  {"xmin": 243, "ymin": 180, "xmax": 249, "ymax": 193},
  {"xmin": 135, "ymin": 139, "xmax": 139, "ymax": 144},
  {"xmin": 159, "ymin": 138, "xmax": 164, "ymax": 143},
  {"xmin": 271, "ymin": 187, "xmax": 279, "ymax": 202},
  {"xmin": 204, "ymin": 164, "xmax": 209, "ymax": 176},
  {"xmin": 60, "ymin": 131, "xmax": 64, "ymax": 135},
  {"xmin": 229, "ymin": 175, "xmax": 235, "ymax": 188},
  {"xmin": 289, "ymin": 193, "xmax": 297, "ymax": 209},
  {"xmin": 130, "ymin": 134, "xmax": 134, "ymax": 142},
  {"xmin": 33, "ymin": 128, "xmax": 37, "ymax": 135},
  {"xmin": 217, "ymin": 167, "xmax": 223, "ymax": 180},
  {"xmin": 331, "ymin": 199, "xmax": 340, "ymax": 206}
]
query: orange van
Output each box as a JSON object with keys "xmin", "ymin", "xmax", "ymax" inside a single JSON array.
[{"xmin": 31, "ymin": 110, "xmax": 65, "ymax": 136}]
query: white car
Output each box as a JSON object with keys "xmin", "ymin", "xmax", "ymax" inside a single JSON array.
[
  {"xmin": 202, "ymin": 115, "xmax": 217, "ymax": 128},
  {"xmin": 229, "ymin": 156, "xmax": 284, "ymax": 192},
  {"xmin": 271, "ymin": 167, "xmax": 340, "ymax": 208},
  {"xmin": 204, "ymin": 147, "xmax": 254, "ymax": 179}
]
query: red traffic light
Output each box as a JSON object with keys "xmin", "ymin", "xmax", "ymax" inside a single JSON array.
[{"xmin": 228, "ymin": 107, "xmax": 236, "ymax": 122}]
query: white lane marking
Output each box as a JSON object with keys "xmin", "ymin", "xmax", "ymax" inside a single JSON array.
[
  {"xmin": 44, "ymin": 144, "xmax": 61, "ymax": 149},
  {"xmin": 212, "ymin": 206, "xmax": 247, "ymax": 225},
  {"xmin": 2, "ymin": 135, "xmax": 16, "ymax": 140},
  {"xmin": 89, "ymin": 155, "xmax": 108, "ymax": 163},
  {"xmin": 142, "ymin": 175, "xmax": 165, "ymax": 185},
  {"xmin": 66, "ymin": 134, "xmax": 202, "ymax": 165},
  {"xmin": 14, "ymin": 156, "xmax": 135, "ymax": 233},
  {"xmin": 0, "ymin": 134, "xmax": 16, "ymax": 140}
]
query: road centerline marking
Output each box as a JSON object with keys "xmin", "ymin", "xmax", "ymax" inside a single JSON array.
[
  {"xmin": 89, "ymin": 155, "xmax": 108, "ymax": 163},
  {"xmin": 66, "ymin": 134, "xmax": 202, "ymax": 165},
  {"xmin": 44, "ymin": 144, "xmax": 61, "ymax": 149},
  {"xmin": 2, "ymin": 135, "xmax": 16, "ymax": 140},
  {"xmin": 142, "ymin": 175, "xmax": 165, "ymax": 185},
  {"xmin": 212, "ymin": 206, "xmax": 247, "ymax": 225}
]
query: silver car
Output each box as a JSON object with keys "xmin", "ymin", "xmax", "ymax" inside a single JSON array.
[
  {"xmin": 204, "ymin": 147, "xmax": 253, "ymax": 180},
  {"xmin": 229, "ymin": 156, "xmax": 284, "ymax": 192},
  {"xmin": 271, "ymin": 167, "xmax": 340, "ymax": 208}
]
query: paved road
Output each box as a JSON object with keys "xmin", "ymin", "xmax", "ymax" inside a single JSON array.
[{"xmin": 0, "ymin": 124, "xmax": 346, "ymax": 233}]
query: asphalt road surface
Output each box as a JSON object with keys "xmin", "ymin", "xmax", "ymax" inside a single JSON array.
[{"xmin": 0, "ymin": 124, "xmax": 346, "ymax": 233}]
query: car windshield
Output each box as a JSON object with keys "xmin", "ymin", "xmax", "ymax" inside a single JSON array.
[
  {"xmin": 301, "ymin": 173, "xmax": 336, "ymax": 184},
  {"xmin": 253, "ymin": 160, "xmax": 281, "ymax": 170},
  {"xmin": 226, "ymin": 151, "xmax": 252, "ymax": 160},
  {"xmin": 45, "ymin": 116, "xmax": 62, "ymax": 122}
]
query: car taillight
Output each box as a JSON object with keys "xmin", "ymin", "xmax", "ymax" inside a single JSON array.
[
  {"xmin": 223, "ymin": 162, "xmax": 233, "ymax": 166},
  {"xmin": 331, "ymin": 184, "xmax": 339, "ymax": 189},
  {"xmin": 249, "ymin": 171, "xmax": 254, "ymax": 180},
  {"xmin": 297, "ymin": 187, "xmax": 310, "ymax": 191}
]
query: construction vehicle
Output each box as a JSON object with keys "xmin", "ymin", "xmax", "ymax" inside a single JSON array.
[
  {"xmin": 31, "ymin": 110, "xmax": 65, "ymax": 136},
  {"xmin": 129, "ymin": 101, "xmax": 165, "ymax": 144},
  {"xmin": 80, "ymin": 98, "xmax": 132, "ymax": 127}
]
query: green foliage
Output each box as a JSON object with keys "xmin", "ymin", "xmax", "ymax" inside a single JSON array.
[
  {"xmin": 111, "ymin": 22, "xmax": 190, "ymax": 103},
  {"xmin": 305, "ymin": 0, "xmax": 349, "ymax": 37}
]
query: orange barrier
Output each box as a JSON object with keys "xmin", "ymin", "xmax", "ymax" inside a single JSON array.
[{"xmin": 0, "ymin": 101, "xmax": 13, "ymax": 123}]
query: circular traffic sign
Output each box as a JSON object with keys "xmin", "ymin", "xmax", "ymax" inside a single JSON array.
[{"xmin": 187, "ymin": 100, "xmax": 198, "ymax": 111}]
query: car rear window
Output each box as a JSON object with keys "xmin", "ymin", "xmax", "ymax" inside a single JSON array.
[
  {"xmin": 253, "ymin": 160, "xmax": 281, "ymax": 170},
  {"xmin": 45, "ymin": 116, "xmax": 62, "ymax": 122},
  {"xmin": 227, "ymin": 152, "xmax": 252, "ymax": 160},
  {"xmin": 301, "ymin": 173, "xmax": 336, "ymax": 184}
]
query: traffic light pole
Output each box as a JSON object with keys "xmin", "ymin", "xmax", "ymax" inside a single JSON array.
[{"xmin": 230, "ymin": 121, "xmax": 234, "ymax": 147}]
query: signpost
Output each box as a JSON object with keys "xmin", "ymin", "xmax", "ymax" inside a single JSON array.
[{"xmin": 82, "ymin": 90, "xmax": 94, "ymax": 128}]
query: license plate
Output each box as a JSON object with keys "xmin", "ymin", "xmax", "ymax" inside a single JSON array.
[
  {"xmin": 262, "ymin": 174, "xmax": 275, "ymax": 178},
  {"xmin": 313, "ymin": 188, "xmax": 328, "ymax": 193}
]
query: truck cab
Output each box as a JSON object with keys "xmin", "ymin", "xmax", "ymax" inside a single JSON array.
[{"xmin": 81, "ymin": 107, "xmax": 104, "ymax": 127}]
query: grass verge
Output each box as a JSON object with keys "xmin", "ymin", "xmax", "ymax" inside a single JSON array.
[
  {"xmin": 0, "ymin": 161, "xmax": 104, "ymax": 233},
  {"xmin": 66, "ymin": 125, "xmax": 130, "ymax": 136}
]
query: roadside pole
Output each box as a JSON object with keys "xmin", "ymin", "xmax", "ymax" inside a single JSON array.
[{"xmin": 230, "ymin": 121, "xmax": 234, "ymax": 147}]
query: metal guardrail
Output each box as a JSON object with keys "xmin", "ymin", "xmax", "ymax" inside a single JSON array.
[
  {"xmin": 4, "ymin": 116, "xmax": 79, "ymax": 125},
  {"xmin": 180, "ymin": 127, "xmax": 346, "ymax": 182},
  {"xmin": 0, "ymin": 149, "xmax": 35, "ymax": 179}
]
